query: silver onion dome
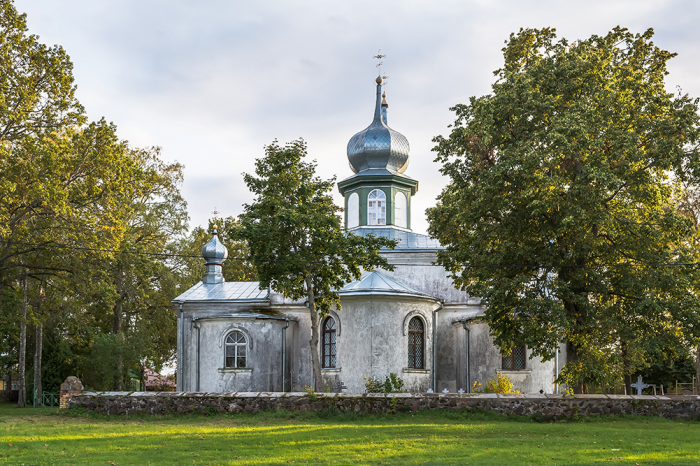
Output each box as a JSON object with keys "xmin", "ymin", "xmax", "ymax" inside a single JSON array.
[
  {"xmin": 347, "ymin": 76, "xmax": 410, "ymax": 174},
  {"xmin": 201, "ymin": 229, "xmax": 228, "ymax": 264},
  {"xmin": 201, "ymin": 229, "xmax": 228, "ymax": 284}
]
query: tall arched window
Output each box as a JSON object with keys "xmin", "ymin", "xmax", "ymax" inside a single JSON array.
[
  {"xmin": 367, "ymin": 189, "xmax": 386, "ymax": 225},
  {"xmin": 407, "ymin": 317, "xmax": 424, "ymax": 369},
  {"xmin": 347, "ymin": 193, "xmax": 359, "ymax": 229},
  {"xmin": 395, "ymin": 192, "xmax": 407, "ymax": 228},
  {"xmin": 225, "ymin": 331, "xmax": 247, "ymax": 368},
  {"xmin": 322, "ymin": 317, "xmax": 337, "ymax": 368}
]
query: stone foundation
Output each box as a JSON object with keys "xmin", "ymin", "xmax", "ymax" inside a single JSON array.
[{"xmin": 67, "ymin": 392, "xmax": 700, "ymax": 420}]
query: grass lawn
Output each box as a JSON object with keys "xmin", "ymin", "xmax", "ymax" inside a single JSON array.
[{"xmin": 0, "ymin": 402, "xmax": 698, "ymax": 465}]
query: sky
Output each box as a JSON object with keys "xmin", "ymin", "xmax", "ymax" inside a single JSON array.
[{"xmin": 15, "ymin": 0, "xmax": 700, "ymax": 236}]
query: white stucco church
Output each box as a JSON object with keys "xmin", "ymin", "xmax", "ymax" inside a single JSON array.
[{"xmin": 173, "ymin": 76, "xmax": 565, "ymax": 394}]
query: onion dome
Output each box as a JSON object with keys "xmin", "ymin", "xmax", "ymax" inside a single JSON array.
[
  {"xmin": 201, "ymin": 228, "xmax": 228, "ymax": 284},
  {"xmin": 347, "ymin": 76, "xmax": 410, "ymax": 174}
]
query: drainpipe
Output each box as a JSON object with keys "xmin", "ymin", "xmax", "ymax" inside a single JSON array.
[
  {"xmin": 432, "ymin": 301, "xmax": 444, "ymax": 392},
  {"xmin": 554, "ymin": 346, "xmax": 559, "ymax": 394},
  {"xmin": 193, "ymin": 320, "xmax": 201, "ymax": 392},
  {"xmin": 282, "ymin": 319, "xmax": 290, "ymax": 392},
  {"xmin": 178, "ymin": 302, "xmax": 184, "ymax": 392},
  {"xmin": 462, "ymin": 318, "xmax": 476, "ymax": 393}
]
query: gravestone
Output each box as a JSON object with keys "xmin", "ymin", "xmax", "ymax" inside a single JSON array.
[{"xmin": 630, "ymin": 375, "xmax": 650, "ymax": 396}]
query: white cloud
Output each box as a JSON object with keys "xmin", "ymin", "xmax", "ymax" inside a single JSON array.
[{"xmin": 16, "ymin": 0, "xmax": 700, "ymax": 234}]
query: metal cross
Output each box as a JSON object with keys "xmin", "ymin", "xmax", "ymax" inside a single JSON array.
[
  {"xmin": 333, "ymin": 380, "xmax": 348, "ymax": 393},
  {"xmin": 373, "ymin": 49, "xmax": 386, "ymax": 74},
  {"xmin": 212, "ymin": 207, "xmax": 220, "ymax": 217},
  {"xmin": 630, "ymin": 375, "xmax": 650, "ymax": 396}
]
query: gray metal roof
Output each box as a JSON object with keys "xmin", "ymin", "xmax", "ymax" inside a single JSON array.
[
  {"xmin": 350, "ymin": 226, "xmax": 442, "ymax": 250},
  {"xmin": 173, "ymin": 281, "xmax": 268, "ymax": 303},
  {"xmin": 340, "ymin": 271, "xmax": 435, "ymax": 299}
]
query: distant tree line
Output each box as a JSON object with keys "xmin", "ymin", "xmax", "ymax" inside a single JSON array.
[{"xmin": 0, "ymin": 0, "xmax": 256, "ymax": 405}]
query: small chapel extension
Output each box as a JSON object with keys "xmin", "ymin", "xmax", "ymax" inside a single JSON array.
[{"xmin": 173, "ymin": 76, "xmax": 565, "ymax": 394}]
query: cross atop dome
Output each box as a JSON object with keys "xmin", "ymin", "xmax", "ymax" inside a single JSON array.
[{"xmin": 338, "ymin": 57, "xmax": 419, "ymax": 231}]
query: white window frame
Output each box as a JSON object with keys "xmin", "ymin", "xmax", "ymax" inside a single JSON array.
[
  {"xmin": 367, "ymin": 189, "xmax": 386, "ymax": 225},
  {"xmin": 224, "ymin": 331, "xmax": 248, "ymax": 368},
  {"xmin": 347, "ymin": 193, "xmax": 359, "ymax": 229}
]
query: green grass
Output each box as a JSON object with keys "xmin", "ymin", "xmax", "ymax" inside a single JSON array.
[{"xmin": 0, "ymin": 403, "xmax": 699, "ymax": 465}]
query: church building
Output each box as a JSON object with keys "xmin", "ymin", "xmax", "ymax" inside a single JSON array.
[{"xmin": 173, "ymin": 76, "xmax": 565, "ymax": 394}]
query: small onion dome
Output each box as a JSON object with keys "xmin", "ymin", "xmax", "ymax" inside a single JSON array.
[
  {"xmin": 347, "ymin": 78, "xmax": 410, "ymax": 175},
  {"xmin": 201, "ymin": 228, "xmax": 228, "ymax": 265}
]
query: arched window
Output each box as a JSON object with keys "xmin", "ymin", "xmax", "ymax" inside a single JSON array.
[
  {"xmin": 225, "ymin": 331, "xmax": 247, "ymax": 368},
  {"xmin": 395, "ymin": 192, "xmax": 407, "ymax": 228},
  {"xmin": 407, "ymin": 317, "xmax": 424, "ymax": 369},
  {"xmin": 502, "ymin": 345, "xmax": 526, "ymax": 370},
  {"xmin": 347, "ymin": 193, "xmax": 359, "ymax": 229},
  {"xmin": 322, "ymin": 317, "xmax": 337, "ymax": 368},
  {"xmin": 367, "ymin": 189, "xmax": 386, "ymax": 225}
]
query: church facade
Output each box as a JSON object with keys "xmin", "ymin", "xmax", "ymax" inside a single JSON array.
[{"xmin": 174, "ymin": 77, "xmax": 566, "ymax": 394}]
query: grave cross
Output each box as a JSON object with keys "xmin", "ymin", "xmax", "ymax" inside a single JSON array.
[
  {"xmin": 630, "ymin": 375, "xmax": 650, "ymax": 395},
  {"xmin": 333, "ymin": 380, "xmax": 348, "ymax": 394}
]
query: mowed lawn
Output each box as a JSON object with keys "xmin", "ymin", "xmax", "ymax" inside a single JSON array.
[{"xmin": 0, "ymin": 403, "xmax": 699, "ymax": 465}]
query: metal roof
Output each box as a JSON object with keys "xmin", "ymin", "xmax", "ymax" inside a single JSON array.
[
  {"xmin": 339, "ymin": 271, "xmax": 436, "ymax": 299},
  {"xmin": 173, "ymin": 281, "xmax": 268, "ymax": 303},
  {"xmin": 350, "ymin": 226, "xmax": 442, "ymax": 250}
]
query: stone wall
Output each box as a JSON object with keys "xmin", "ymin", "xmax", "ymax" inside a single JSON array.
[{"xmin": 68, "ymin": 392, "xmax": 700, "ymax": 420}]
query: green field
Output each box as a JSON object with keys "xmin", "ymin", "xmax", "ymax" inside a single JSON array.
[{"xmin": 0, "ymin": 403, "xmax": 698, "ymax": 465}]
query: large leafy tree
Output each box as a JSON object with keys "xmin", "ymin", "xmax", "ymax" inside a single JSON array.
[
  {"xmin": 428, "ymin": 27, "xmax": 700, "ymax": 393},
  {"xmin": 234, "ymin": 139, "xmax": 395, "ymax": 390}
]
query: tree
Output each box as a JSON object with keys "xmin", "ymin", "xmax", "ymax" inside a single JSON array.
[
  {"xmin": 234, "ymin": 139, "xmax": 395, "ymax": 390},
  {"xmin": 428, "ymin": 27, "xmax": 700, "ymax": 393}
]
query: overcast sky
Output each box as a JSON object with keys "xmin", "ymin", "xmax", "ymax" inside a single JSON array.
[{"xmin": 16, "ymin": 0, "xmax": 700, "ymax": 235}]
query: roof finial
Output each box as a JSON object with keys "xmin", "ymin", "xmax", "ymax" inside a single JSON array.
[{"xmin": 373, "ymin": 49, "xmax": 386, "ymax": 78}]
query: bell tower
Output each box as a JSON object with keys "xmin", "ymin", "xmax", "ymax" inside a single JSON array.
[{"xmin": 338, "ymin": 75, "xmax": 418, "ymax": 231}]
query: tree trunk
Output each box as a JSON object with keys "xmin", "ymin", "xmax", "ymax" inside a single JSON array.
[
  {"xmin": 696, "ymin": 347, "xmax": 699, "ymax": 395},
  {"xmin": 112, "ymin": 299, "xmax": 123, "ymax": 391},
  {"xmin": 565, "ymin": 340, "xmax": 584, "ymax": 394},
  {"xmin": 17, "ymin": 277, "xmax": 27, "ymax": 407},
  {"xmin": 304, "ymin": 276, "xmax": 324, "ymax": 392},
  {"xmin": 622, "ymin": 342, "xmax": 632, "ymax": 396},
  {"xmin": 33, "ymin": 320, "xmax": 43, "ymax": 406}
]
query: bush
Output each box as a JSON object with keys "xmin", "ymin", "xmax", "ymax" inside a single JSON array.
[
  {"xmin": 362, "ymin": 373, "xmax": 406, "ymax": 393},
  {"xmin": 473, "ymin": 372, "xmax": 520, "ymax": 394}
]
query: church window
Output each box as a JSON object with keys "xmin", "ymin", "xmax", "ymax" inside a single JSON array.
[
  {"xmin": 347, "ymin": 193, "xmax": 359, "ymax": 229},
  {"xmin": 322, "ymin": 317, "xmax": 337, "ymax": 368},
  {"xmin": 407, "ymin": 317, "xmax": 424, "ymax": 369},
  {"xmin": 367, "ymin": 189, "xmax": 386, "ymax": 225},
  {"xmin": 225, "ymin": 331, "xmax": 247, "ymax": 368},
  {"xmin": 502, "ymin": 345, "xmax": 526, "ymax": 370},
  {"xmin": 395, "ymin": 192, "xmax": 407, "ymax": 228}
]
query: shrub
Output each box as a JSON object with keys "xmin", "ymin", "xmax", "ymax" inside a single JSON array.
[
  {"xmin": 362, "ymin": 373, "xmax": 406, "ymax": 393},
  {"xmin": 473, "ymin": 372, "xmax": 520, "ymax": 394}
]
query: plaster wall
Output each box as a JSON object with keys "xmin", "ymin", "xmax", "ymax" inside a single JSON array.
[
  {"xmin": 321, "ymin": 295, "xmax": 438, "ymax": 393},
  {"xmin": 177, "ymin": 302, "xmax": 294, "ymax": 393},
  {"xmin": 378, "ymin": 252, "xmax": 477, "ymax": 304}
]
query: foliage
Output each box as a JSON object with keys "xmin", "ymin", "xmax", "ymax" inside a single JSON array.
[
  {"xmin": 472, "ymin": 372, "xmax": 520, "ymax": 394},
  {"xmin": 233, "ymin": 139, "xmax": 395, "ymax": 390},
  {"xmin": 640, "ymin": 350, "xmax": 697, "ymax": 392},
  {"xmin": 362, "ymin": 374, "xmax": 406, "ymax": 393},
  {"xmin": 175, "ymin": 215, "xmax": 257, "ymax": 294},
  {"xmin": 78, "ymin": 332, "xmax": 150, "ymax": 391},
  {"xmin": 428, "ymin": 26, "xmax": 700, "ymax": 392}
]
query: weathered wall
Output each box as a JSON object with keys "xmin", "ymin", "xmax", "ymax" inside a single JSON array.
[
  {"xmin": 178, "ymin": 304, "xmax": 295, "ymax": 393},
  {"xmin": 68, "ymin": 392, "xmax": 700, "ymax": 420},
  {"xmin": 323, "ymin": 295, "xmax": 437, "ymax": 393}
]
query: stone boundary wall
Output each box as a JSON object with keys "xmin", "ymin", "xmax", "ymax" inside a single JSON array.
[{"xmin": 67, "ymin": 392, "xmax": 700, "ymax": 420}]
